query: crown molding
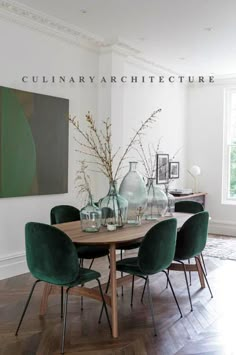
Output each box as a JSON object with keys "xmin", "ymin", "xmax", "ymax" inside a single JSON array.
[
  {"xmin": 0, "ymin": 0, "xmax": 104, "ymax": 51},
  {"xmin": 0, "ymin": 0, "xmax": 178, "ymax": 75},
  {"xmin": 100, "ymin": 38, "xmax": 178, "ymax": 75}
]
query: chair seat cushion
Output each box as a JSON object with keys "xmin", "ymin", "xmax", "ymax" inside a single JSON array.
[
  {"xmin": 67, "ymin": 267, "xmax": 101, "ymax": 286},
  {"xmin": 116, "ymin": 257, "xmax": 144, "ymax": 277},
  {"xmin": 74, "ymin": 243, "xmax": 109, "ymax": 259}
]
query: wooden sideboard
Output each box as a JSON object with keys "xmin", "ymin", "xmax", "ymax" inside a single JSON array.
[{"xmin": 172, "ymin": 192, "xmax": 207, "ymax": 208}]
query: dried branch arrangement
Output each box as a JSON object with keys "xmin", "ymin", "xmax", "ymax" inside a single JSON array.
[
  {"xmin": 69, "ymin": 109, "xmax": 161, "ymax": 183},
  {"xmin": 135, "ymin": 136, "xmax": 182, "ymax": 180},
  {"xmin": 75, "ymin": 161, "xmax": 92, "ymax": 198},
  {"xmin": 134, "ymin": 137, "xmax": 163, "ymax": 178}
]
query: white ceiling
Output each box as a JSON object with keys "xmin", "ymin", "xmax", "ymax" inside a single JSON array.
[{"xmin": 16, "ymin": 0, "xmax": 236, "ymax": 76}]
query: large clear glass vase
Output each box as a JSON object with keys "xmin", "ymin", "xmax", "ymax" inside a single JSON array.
[
  {"xmin": 99, "ymin": 181, "xmax": 128, "ymax": 227},
  {"xmin": 119, "ymin": 162, "xmax": 147, "ymax": 224},
  {"xmin": 80, "ymin": 194, "xmax": 102, "ymax": 232},
  {"xmin": 145, "ymin": 178, "xmax": 168, "ymax": 220}
]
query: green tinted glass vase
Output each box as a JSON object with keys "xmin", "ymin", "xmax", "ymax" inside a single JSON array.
[
  {"xmin": 80, "ymin": 194, "xmax": 102, "ymax": 232},
  {"xmin": 99, "ymin": 181, "xmax": 128, "ymax": 227}
]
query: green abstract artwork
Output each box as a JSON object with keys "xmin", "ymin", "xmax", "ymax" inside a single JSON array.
[{"xmin": 0, "ymin": 86, "xmax": 69, "ymax": 198}]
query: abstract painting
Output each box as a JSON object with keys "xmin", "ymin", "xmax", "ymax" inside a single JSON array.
[{"xmin": 0, "ymin": 86, "xmax": 69, "ymax": 198}]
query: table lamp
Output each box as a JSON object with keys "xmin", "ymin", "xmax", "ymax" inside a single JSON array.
[{"xmin": 188, "ymin": 165, "xmax": 201, "ymax": 193}]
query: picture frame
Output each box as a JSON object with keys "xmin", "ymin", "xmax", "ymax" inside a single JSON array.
[
  {"xmin": 156, "ymin": 154, "xmax": 169, "ymax": 184},
  {"xmin": 169, "ymin": 161, "xmax": 180, "ymax": 179}
]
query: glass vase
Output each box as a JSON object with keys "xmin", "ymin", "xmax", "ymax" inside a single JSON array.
[
  {"xmin": 119, "ymin": 162, "xmax": 147, "ymax": 224},
  {"xmin": 99, "ymin": 181, "xmax": 128, "ymax": 227},
  {"xmin": 164, "ymin": 185, "xmax": 175, "ymax": 216},
  {"xmin": 80, "ymin": 194, "xmax": 102, "ymax": 232},
  {"xmin": 144, "ymin": 178, "xmax": 168, "ymax": 220}
]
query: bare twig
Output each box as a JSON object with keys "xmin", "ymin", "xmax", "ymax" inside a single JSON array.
[{"xmin": 69, "ymin": 109, "xmax": 161, "ymax": 183}]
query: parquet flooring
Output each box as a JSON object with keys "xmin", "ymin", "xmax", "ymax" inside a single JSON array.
[{"xmin": 0, "ymin": 254, "xmax": 236, "ymax": 354}]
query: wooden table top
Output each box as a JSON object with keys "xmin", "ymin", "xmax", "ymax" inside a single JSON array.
[{"xmin": 55, "ymin": 212, "xmax": 192, "ymax": 246}]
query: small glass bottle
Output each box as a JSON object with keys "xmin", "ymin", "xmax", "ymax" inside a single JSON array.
[{"xmin": 80, "ymin": 193, "xmax": 102, "ymax": 232}]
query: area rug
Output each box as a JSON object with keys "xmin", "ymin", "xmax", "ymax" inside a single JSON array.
[{"xmin": 203, "ymin": 235, "xmax": 236, "ymax": 261}]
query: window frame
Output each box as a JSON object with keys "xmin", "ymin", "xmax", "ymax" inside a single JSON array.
[{"xmin": 222, "ymin": 88, "xmax": 236, "ymax": 204}]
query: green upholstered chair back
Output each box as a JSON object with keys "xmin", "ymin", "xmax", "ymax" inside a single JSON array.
[
  {"xmin": 138, "ymin": 218, "xmax": 177, "ymax": 275},
  {"xmin": 25, "ymin": 222, "xmax": 79, "ymax": 285},
  {"xmin": 175, "ymin": 200, "xmax": 204, "ymax": 214},
  {"xmin": 175, "ymin": 211, "xmax": 209, "ymax": 260},
  {"xmin": 50, "ymin": 205, "xmax": 80, "ymax": 225}
]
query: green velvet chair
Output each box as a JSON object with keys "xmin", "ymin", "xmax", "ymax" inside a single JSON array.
[
  {"xmin": 51, "ymin": 205, "xmax": 110, "ymax": 311},
  {"xmin": 169, "ymin": 211, "xmax": 213, "ymax": 311},
  {"xmin": 174, "ymin": 200, "xmax": 204, "ymax": 214},
  {"xmin": 15, "ymin": 222, "xmax": 111, "ymax": 354},
  {"xmin": 111, "ymin": 219, "xmax": 182, "ymax": 335},
  {"xmin": 50, "ymin": 205, "xmax": 109, "ymax": 268},
  {"xmin": 174, "ymin": 200, "xmax": 207, "ymax": 279}
]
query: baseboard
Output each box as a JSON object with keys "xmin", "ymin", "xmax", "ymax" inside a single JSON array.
[
  {"xmin": 209, "ymin": 219, "xmax": 236, "ymax": 237},
  {"xmin": 0, "ymin": 252, "xmax": 28, "ymax": 280}
]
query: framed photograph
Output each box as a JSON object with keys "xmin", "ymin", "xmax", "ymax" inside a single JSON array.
[
  {"xmin": 169, "ymin": 162, "xmax": 180, "ymax": 179},
  {"xmin": 156, "ymin": 154, "xmax": 169, "ymax": 184}
]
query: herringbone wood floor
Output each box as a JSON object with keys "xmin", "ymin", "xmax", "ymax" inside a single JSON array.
[{"xmin": 0, "ymin": 254, "xmax": 236, "ymax": 355}]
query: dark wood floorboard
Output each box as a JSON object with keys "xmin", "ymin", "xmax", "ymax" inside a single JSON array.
[{"xmin": 0, "ymin": 254, "xmax": 235, "ymax": 354}]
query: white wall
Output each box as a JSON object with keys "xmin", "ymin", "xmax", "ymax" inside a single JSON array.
[
  {"xmin": 188, "ymin": 81, "xmax": 236, "ymax": 236},
  {"xmin": 0, "ymin": 17, "xmax": 99, "ymax": 279},
  {"xmin": 95, "ymin": 53, "xmax": 188, "ymax": 196},
  {"xmin": 0, "ymin": 17, "xmax": 188, "ymax": 280},
  {"xmin": 122, "ymin": 60, "xmax": 187, "ymax": 188}
]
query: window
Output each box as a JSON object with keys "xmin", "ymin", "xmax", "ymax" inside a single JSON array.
[{"xmin": 222, "ymin": 89, "xmax": 236, "ymax": 203}]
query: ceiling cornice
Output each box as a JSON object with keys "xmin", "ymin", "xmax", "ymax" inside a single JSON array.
[
  {"xmin": 0, "ymin": 0, "xmax": 104, "ymax": 51},
  {"xmin": 0, "ymin": 0, "xmax": 177, "ymax": 75}
]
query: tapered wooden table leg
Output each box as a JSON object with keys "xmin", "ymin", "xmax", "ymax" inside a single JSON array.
[
  {"xmin": 40, "ymin": 283, "xmax": 53, "ymax": 316},
  {"xmin": 109, "ymin": 243, "xmax": 118, "ymax": 338},
  {"xmin": 195, "ymin": 257, "xmax": 205, "ymax": 288}
]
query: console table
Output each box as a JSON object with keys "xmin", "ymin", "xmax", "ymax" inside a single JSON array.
[{"xmin": 172, "ymin": 192, "xmax": 207, "ymax": 208}]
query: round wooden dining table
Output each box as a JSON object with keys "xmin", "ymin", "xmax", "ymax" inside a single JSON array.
[{"xmin": 39, "ymin": 213, "xmax": 202, "ymax": 338}]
